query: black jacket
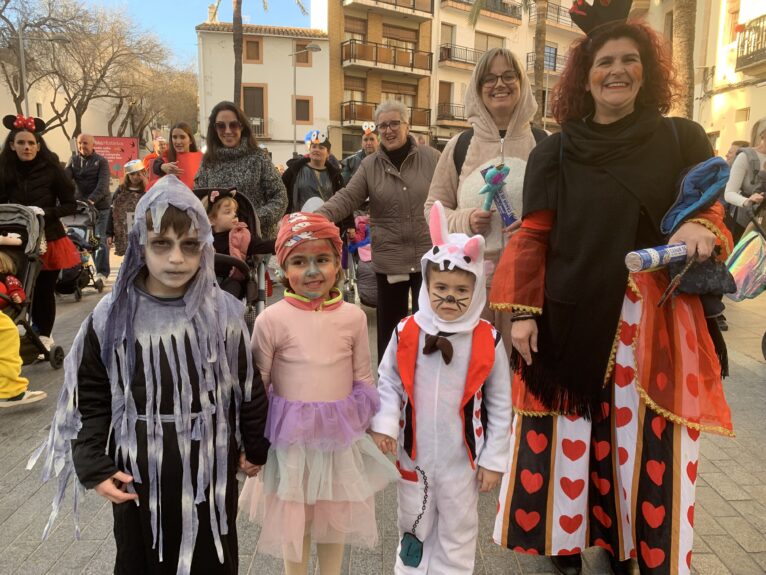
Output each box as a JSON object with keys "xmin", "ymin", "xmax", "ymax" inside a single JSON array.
[
  {"xmin": 282, "ymin": 156, "xmax": 353, "ymax": 230},
  {"xmin": 0, "ymin": 156, "xmax": 76, "ymax": 241},
  {"xmin": 66, "ymin": 152, "xmax": 112, "ymax": 210}
]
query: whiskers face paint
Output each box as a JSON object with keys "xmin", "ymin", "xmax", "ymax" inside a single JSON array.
[{"xmin": 427, "ymin": 268, "xmax": 475, "ymax": 321}]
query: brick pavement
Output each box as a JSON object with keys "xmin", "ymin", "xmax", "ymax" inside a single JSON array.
[{"xmin": 1, "ymin": 279, "xmax": 764, "ymax": 575}]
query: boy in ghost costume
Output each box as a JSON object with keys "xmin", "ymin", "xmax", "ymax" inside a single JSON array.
[
  {"xmin": 27, "ymin": 176, "xmax": 270, "ymax": 575},
  {"xmin": 370, "ymin": 201, "xmax": 512, "ymax": 574}
]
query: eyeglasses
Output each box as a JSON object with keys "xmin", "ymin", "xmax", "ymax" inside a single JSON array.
[
  {"xmin": 481, "ymin": 71, "xmax": 519, "ymax": 87},
  {"xmin": 375, "ymin": 120, "xmax": 406, "ymax": 132},
  {"xmin": 214, "ymin": 121, "xmax": 242, "ymax": 132}
]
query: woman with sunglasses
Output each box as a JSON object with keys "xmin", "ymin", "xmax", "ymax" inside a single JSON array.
[
  {"xmin": 195, "ymin": 101, "xmax": 287, "ymax": 239},
  {"xmin": 317, "ymin": 100, "xmax": 441, "ymax": 363},
  {"xmin": 425, "ymin": 47, "xmax": 542, "ymax": 356}
]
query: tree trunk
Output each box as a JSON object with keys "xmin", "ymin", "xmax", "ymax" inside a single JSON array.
[
  {"xmin": 107, "ymin": 98, "xmax": 125, "ymax": 136},
  {"xmin": 233, "ymin": 0, "xmax": 243, "ymax": 106},
  {"xmin": 533, "ymin": 0, "xmax": 548, "ymax": 127},
  {"xmin": 671, "ymin": 0, "xmax": 696, "ymax": 118}
]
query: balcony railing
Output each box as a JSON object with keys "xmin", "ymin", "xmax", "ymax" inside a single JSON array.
[
  {"xmin": 340, "ymin": 101, "xmax": 431, "ymax": 127},
  {"xmin": 526, "ymin": 51, "xmax": 568, "ymax": 73},
  {"xmin": 439, "ymin": 43, "xmax": 485, "ymax": 65},
  {"xmin": 341, "ymin": 39, "xmax": 433, "ymax": 72},
  {"xmin": 344, "ymin": 0, "xmax": 433, "ymax": 12},
  {"xmin": 249, "ymin": 117, "xmax": 267, "ymax": 138},
  {"xmin": 736, "ymin": 14, "xmax": 766, "ymax": 74},
  {"xmin": 529, "ymin": 2, "xmax": 578, "ymax": 29},
  {"xmin": 436, "ymin": 103, "xmax": 467, "ymax": 121},
  {"xmin": 446, "ymin": 0, "xmax": 522, "ymax": 20},
  {"xmin": 340, "ymin": 101, "xmax": 378, "ymax": 124}
]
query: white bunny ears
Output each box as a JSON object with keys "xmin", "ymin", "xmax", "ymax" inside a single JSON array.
[{"xmin": 428, "ymin": 200, "xmax": 485, "ymax": 272}]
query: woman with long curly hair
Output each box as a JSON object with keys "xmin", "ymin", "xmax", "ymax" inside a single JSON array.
[{"xmin": 489, "ymin": 5, "xmax": 733, "ymax": 575}]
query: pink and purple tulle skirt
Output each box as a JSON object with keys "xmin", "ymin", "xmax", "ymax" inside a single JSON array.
[{"xmin": 239, "ymin": 381, "xmax": 398, "ymax": 562}]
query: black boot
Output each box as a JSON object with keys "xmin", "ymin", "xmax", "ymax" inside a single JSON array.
[
  {"xmin": 609, "ymin": 554, "xmax": 632, "ymax": 575},
  {"xmin": 551, "ymin": 554, "xmax": 582, "ymax": 575}
]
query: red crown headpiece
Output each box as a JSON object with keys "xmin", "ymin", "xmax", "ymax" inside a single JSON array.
[{"xmin": 569, "ymin": 0, "xmax": 633, "ymax": 35}]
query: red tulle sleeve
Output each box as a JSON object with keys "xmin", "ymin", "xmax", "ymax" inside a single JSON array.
[{"xmin": 489, "ymin": 210, "xmax": 554, "ymax": 314}]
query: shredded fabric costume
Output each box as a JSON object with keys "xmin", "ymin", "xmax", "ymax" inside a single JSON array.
[{"xmin": 28, "ymin": 176, "xmax": 269, "ymax": 575}]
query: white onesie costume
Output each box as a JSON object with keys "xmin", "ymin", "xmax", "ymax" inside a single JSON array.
[{"xmin": 372, "ymin": 202, "xmax": 512, "ymax": 574}]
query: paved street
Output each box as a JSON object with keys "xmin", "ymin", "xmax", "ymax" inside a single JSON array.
[{"xmin": 1, "ymin": 272, "xmax": 765, "ymax": 575}]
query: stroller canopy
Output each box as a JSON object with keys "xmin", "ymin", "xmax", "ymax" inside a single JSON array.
[{"xmin": 0, "ymin": 203, "xmax": 42, "ymax": 255}]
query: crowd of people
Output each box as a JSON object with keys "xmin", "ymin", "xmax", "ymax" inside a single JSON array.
[{"xmin": 1, "ymin": 3, "xmax": 764, "ymax": 575}]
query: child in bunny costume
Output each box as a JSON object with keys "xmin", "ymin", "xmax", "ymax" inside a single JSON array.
[{"xmin": 370, "ymin": 201, "xmax": 512, "ymax": 574}]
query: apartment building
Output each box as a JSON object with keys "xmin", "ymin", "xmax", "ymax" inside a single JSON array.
[
  {"xmin": 325, "ymin": 1, "xmax": 585, "ymax": 156},
  {"xmin": 197, "ymin": 15, "xmax": 330, "ymax": 163},
  {"xmin": 327, "ymin": 0, "xmax": 435, "ymax": 157},
  {"xmin": 678, "ymin": 0, "xmax": 763, "ymax": 152}
]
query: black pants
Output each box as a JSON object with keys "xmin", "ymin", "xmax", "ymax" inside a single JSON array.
[
  {"xmin": 32, "ymin": 269, "xmax": 59, "ymax": 337},
  {"xmin": 375, "ymin": 272, "xmax": 422, "ymax": 364}
]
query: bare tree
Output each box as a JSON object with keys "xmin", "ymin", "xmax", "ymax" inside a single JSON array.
[
  {"xmin": 41, "ymin": 6, "xmax": 163, "ymax": 139},
  {"xmin": 0, "ymin": 0, "xmax": 75, "ymax": 116}
]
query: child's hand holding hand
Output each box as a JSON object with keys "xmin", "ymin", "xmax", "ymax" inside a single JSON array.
[
  {"xmin": 94, "ymin": 470, "xmax": 139, "ymax": 504},
  {"xmin": 10, "ymin": 293, "xmax": 21, "ymax": 304},
  {"xmin": 369, "ymin": 431, "xmax": 397, "ymax": 455},
  {"xmin": 477, "ymin": 467, "xmax": 502, "ymax": 493},
  {"xmin": 239, "ymin": 452, "xmax": 261, "ymax": 477}
]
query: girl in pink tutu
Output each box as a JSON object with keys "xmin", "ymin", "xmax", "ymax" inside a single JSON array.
[{"xmin": 239, "ymin": 211, "xmax": 398, "ymax": 574}]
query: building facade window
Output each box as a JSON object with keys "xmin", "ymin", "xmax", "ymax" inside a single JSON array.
[
  {"xmin": 295, "ymin": 96, "xmax": 313, "ymax": 124},
  {"xmin": 294, "ymin": 41, "xmax": 314, "ymax": 66},
  {"xmin": 244, "ymin": 36, "xmax": 263, "ymax": 64},
  {"xmin": 383, "ymin": 24, "xmax": 419, "ymax": 51},
  {"xmin": 544, "ymin": 44, "xmax": 558, "ymax": 71},
  {"xmin": 242, "ymin": 84, "xmax": 267, "ymax": 136},
  {"xmin": 441, "ymin": 23, "xmax": 454, "ymax": 45},
  {"xmin": 344, "ymin": 75, "xmax": 366, "ymax": 102},
  {"xmin": 475, "ymin": 31, "xmax": 504, "ymax": 52},
  {"xmin": 345, "ymin": 16, "xmax": 367, "ymax": 42},
  {"xmin": 382, "ymin": 80, "xmax": 417, "ymax": 108},
  {"xmin": 726, "ymin": 0, "xmax": 740, "ymax": 44}
]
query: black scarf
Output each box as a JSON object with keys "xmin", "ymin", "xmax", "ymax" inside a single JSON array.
[
  {"xmin": 517, "ymin": 107, "xmax": 711, "ymax": 417},
  {"xmin": 381, "ymin": 138, "xmax": 412, "ymax": 171}
]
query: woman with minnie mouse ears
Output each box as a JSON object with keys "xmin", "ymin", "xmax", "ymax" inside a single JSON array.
[{"xmin": 0, "ymin": 114, "xmax": 78, "ymax": 352}]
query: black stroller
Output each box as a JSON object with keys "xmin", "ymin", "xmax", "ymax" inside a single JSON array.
[
  {"xmin": 56, "ymin": 201, "xmax": 104, "ymax": 300},
  {"xmin": 193, "ymin": 188, "xmax": 272, "ymax": 332},
  {"xmin": 0, "ymin": 204, "xmax": 65, "ymax": 368}
]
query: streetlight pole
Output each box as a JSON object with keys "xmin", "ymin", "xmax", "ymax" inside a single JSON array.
[
  {"xmin": 289, "ymin": 43, "xmax": 321, "ymax": 157},
  {"xmin": 13, "ymin": 21, "xmax": 69, "ymax": 118}
]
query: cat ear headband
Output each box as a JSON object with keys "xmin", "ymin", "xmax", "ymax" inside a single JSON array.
[
  {"xmin": 3, "ymin": 114, "xmax": 45, "ymax": 133},
  {"xmin": 569, "ymin": 0, "xmax": 633, "ymax": 35}
]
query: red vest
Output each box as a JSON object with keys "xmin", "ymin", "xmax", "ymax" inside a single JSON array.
[{"xmin": 395, "ymin": 316, "xmax": 497, "ymax": 470}]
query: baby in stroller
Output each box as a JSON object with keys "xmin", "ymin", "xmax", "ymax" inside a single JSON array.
[
  {"xmin": 0, "ymin": 232, "xmax": 26, "ymax": 308},
  {"xmin": 199, "ymin": 188, "xmax": 275, "ymax": 299}
]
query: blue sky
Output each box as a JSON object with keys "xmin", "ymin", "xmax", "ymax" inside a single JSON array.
[{"xmin": 82, "ymin": 0, "xmax": 311, "ymax": 67}]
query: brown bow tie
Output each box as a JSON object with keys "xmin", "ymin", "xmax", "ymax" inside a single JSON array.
[{"xmin": 423, "ymin": 334, "xmax": 453, "ymax": 365}]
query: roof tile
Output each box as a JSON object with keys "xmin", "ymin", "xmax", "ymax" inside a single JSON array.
[{"xmin": 196, "ymin": 22, "xmax": 328, "ymax": 39}]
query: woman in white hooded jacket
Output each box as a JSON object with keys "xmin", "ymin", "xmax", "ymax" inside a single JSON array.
[{"xmin": 425, "ymin": 47, "xmax": 541, "ymax": 353}]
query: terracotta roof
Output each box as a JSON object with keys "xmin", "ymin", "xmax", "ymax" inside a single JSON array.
[{"xmin": 196, "ymin": 22, "xmax": 328, "ymax": 39}]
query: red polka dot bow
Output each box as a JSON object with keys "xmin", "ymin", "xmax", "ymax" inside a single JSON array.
[{"xmin": 13, "ymin": 114, "xmax": 36, "ymax": 131}]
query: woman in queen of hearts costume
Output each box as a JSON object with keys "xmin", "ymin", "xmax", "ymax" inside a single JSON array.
[{"xmin": 489, "ymin": 1, "xmax": 735, "ymax": 574}]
